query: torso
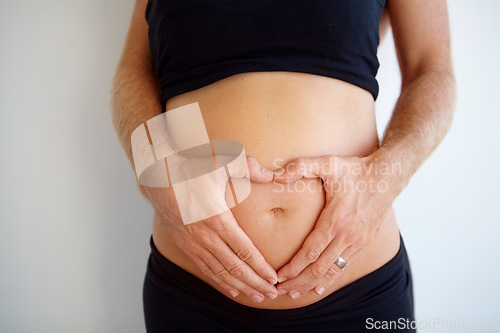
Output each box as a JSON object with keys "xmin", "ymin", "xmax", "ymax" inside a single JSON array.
[{"xmin": 152, "ymin": 71, "xmax": 401, "ymax": 309}]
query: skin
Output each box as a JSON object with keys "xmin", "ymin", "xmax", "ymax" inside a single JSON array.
[
  {"xmin": 157, "ymin": 70, "xmax": 399, "ymax": 308},
  {"xmin": 111, "ymin": 0, "xmax": 279, "ymax": 300},
  {"xmin": 272, "ymin": 0, "xmax": 457, "ymax": 298},
  {"xmin": 110, "ymin": 0, "xmax": 455, "ymax": 304}
]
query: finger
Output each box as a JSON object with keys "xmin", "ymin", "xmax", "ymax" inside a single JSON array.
[
  {"xmin": 187, "ymin": 247, "xmax": 272, "ymax": 302},
  {"xmin": 313, "ymin": 247, "xmax": 364, "ymax": 295},
  {"xmin": 216, "ymin": 211, "xmax": 278, "ymax": 285},
  {"xmin": 277, "ymin": 241, "xmax": 354, "ymax": 299},
  {"xmin": 314, "ymin": 237, "xmax": 358, "ymax": 277},
  {"xmin": 204, "ymin": 238, "xmax": 278, "ymax": 300},
  {"xmin": 246, "ymin": 156, "xmax": 274, "ymax": 183},
  {"xmin": 187, "ymin": 250, "xmax": 240, "ymax": 298},
  {"xmin": 273, "ymin": 156, "xmax": 331, "ymax": 182},
  {"xmin": 276, "ymin": 205, "xmax": 336, "ymax": 282},
  {"xmin": 345, "ymin": 248, "xmax": 363, "ymax": 266},
  {"xmin": 277, "ymin": 264, "xmax": 338, "ymax": 300},
  {"xmin": 201, "ymin": 214, "xmax": 278, "ymax": 299},
  {"xmin": 310, "ymin": 243, "xmax": 357, "ymax": 295}
]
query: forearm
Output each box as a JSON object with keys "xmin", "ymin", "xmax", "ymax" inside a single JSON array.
[
  {"xmin": 110, "ymin": 58, "xmax": 162, "ymax": 171},
  {"xmin": 375, "ymin": 68, "xmax": 457, "ymax": 194},
  {"xmin": 110, "ymin": 0, "xmax": 162, "ymax": 173}
]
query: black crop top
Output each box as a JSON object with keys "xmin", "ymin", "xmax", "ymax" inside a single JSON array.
[{"xmin": 145, "ymin": 0, "xmax": 386, "ymax": 109}]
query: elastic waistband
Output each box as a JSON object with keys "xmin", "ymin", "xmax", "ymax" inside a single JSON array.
[{"xmin": 146, "ymin": 233, "xmax": 412, "ymax": 323}]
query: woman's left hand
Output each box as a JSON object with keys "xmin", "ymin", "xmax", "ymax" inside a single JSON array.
[{"xmin": 273, "ymin": 152, "xmax": 404, "ymax": 298}]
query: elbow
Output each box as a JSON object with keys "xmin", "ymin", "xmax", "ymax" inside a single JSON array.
[
  {"xmin": 400, "ymin": 63, "xmax": 457, "ymax": 132},
  {"xmin": 401, "ymin": 61, "xmax": 455, "ymax": 89},
  {"xmin": 401, "ymin": 63, "xmax": 457, "ymax": 108}
]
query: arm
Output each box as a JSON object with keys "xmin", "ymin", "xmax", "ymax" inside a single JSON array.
[
  {"xmin": 110, "ymin": 0, "xmax": 162, "ymax": 170},
  {"xmin": 272, "ymin": 0, "xmax": 456, "ymax": 297},
  {"xmin": 376, "ymin": 0, "xmax": 456, "ymax": 187},
  {"xmin": 110, "ymin": 0, "xmax": 278, "ymax": 302}
]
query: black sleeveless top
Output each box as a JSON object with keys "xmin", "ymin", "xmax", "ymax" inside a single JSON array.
[{"xmin": 145, "ymin": 0, "xmax": 386, "ymax": 109}]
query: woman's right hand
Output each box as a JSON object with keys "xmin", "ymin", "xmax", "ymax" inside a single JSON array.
[{"xmin": 138, "ymin": 156, "xmax": 279, "ymax": 302}]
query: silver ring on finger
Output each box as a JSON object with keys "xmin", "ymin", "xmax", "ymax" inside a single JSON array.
[{"xmin": 333, "ymin": 256, "xmax": 347, "ymax": 269}]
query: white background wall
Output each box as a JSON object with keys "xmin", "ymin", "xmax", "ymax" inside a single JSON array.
[{"xmin": 1, "ymin": 1, "xmax": 498, "ymax": 332}]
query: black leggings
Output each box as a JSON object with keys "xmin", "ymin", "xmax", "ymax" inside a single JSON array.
[{"xmin": 143, "ymin": 233, "xmax": 415, "ymax": 333}]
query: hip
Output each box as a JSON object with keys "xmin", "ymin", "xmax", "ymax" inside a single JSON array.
[
  {"xmin": 144, "ymin": 230, "xmax": 414, "ymax": 332},
  {"xmin": 152, "ymin": 197, "xmax": 401, "ymax": 309},
  {"xmin": 153, "ymin": 70, "xmax": 400, "ymax": 308}
]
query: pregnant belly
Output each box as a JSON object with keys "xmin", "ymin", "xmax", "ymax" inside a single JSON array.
[
  {"xmin": 152, "ymin": 71, "xmax": 401, "ymax": 309},
  {"xmin": 229, "ymin": 179, "xmax": 325, "ymax": 271}
]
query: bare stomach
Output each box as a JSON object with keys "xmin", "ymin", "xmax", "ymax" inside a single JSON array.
[{"xmin": 152, "ymin": 71, "xmax": 401, "ymax": 309}]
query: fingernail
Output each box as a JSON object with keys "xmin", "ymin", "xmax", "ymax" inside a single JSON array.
[
  {"xmin": 277, "ymin": 277, "xmax": 287, "ymax": 283},
  {"xmin": 290, "ymin": 291, "xmax": 302, "ymax": 299},
  {"xmin": 229, "ymin": 290, "xmax": 238, "ymax": 297},
  {"xmin": 252, "ymin": 295, "xmax": 264, "ymax": 303},
  {"xmin": 316, "ymin": 287, "xmax": 325, "ymax": 295},
  {"xmin": 267, "ymin": 278, "xmax": 277, "ymax": 285},
  {"xmin": 265, "ymin": 292, "xmax": 277, "ymax": 300},
  {"xmin": 278, "ymin": 289, "xmax": 288, "ymax": 296}
]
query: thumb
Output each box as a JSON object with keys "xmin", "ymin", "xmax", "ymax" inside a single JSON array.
[
  {"xmin": 246, "ymin": 156, "xmax": 274, "ymax": 183},
  {"xmin": 273, "ymin": 156, "xmax": 331, "ymax": 182}
]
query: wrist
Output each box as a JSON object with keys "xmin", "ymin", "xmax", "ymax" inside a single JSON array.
[{"xmin": 367, "ymin": 146, "xmax": 411, "ymax": 199}]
